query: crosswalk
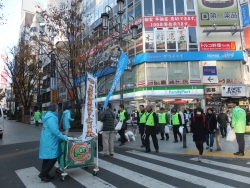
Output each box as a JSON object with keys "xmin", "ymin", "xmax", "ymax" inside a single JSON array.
[{"xmin": 15, "ymin": 149, "xmax": 250, "ymax": 188}]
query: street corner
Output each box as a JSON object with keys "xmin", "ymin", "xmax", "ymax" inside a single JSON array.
[{"xmin": 183, "ymin": 146, "xmax": 250, "ymax": 159}]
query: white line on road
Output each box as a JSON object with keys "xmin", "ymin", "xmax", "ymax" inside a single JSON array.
[
  {"xmin": 97, "ymin": 158, "xmax": 176, "ymax": 188},
  {"xmin": 15, "ymin": 167, "xmax": 56, "ymax": 188},
  {"xmin": 190, "ymin": 157, "xmax": 250, "ymax": 173},
  {"xmin": 127, "ymin": 150, "xmax": 250, "ymax": 185},
  {"xmin": 247, "ymin": 162, "xmax": 250, "ymax": 165},
  {"xmin": 66, "ymin": 168, "xmax": 117, "ymax": 188},
  {"xmin": 114, "ymin": 152, "xmax": 232, "ymax": 188}
]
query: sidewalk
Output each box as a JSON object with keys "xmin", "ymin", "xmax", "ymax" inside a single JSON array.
[{"xmin": 112, "ymin": 129, "xmax": 250, "ymax": 159}]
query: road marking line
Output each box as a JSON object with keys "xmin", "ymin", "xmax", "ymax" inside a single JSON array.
[
  {"xmin": 66, "ymin": 168, "xmax": 117, "ymax": 188},
  {"xmin": 127, "ymin": 150, "xmax": 250, "ymax": 185},
  {"xmin": 246, "ymin": 162, "xmax": 250, "ymax": 165},
  {"xmin": 190, "ymin": 157, "xmax": 250, "ymax": 173},
  {"xmin": 98, "ymin": 158, "xmax": 176, "ymax": 188},
  {"xmin": 111, "ymin": 153, "xmax": 232, "ymax": 188},
  {"xmin": 15, "ymin": 167, "xmax": 56, "ymax": 188}
]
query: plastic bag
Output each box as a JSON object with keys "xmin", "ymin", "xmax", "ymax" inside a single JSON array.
[
  {"xmin": 97, "ymin": 121, "xmax": 103, "ymax": 133},
  {"xmin": 115, "ymin": 121, "xmax": 123, "ymax": 131},
  {"xmin": 226, "ymin": 130, "xmax": 236, "ymax": 142},
  {"xmin": 115, "ymin": 133, "xmax": 120, "ymax": 141},
  {"xmin": 38, "ymin": 119, "xmax": 43, "ymax": 124},
  {"xmin": 226, "ymin": 125, "xmax": 231, "ymax": 133},
  {"xmin": 179, "ymin": 126, "xmax": 184, "ymax": 134},
  {"xmin": 165, "ymin": 125, "xmax": 170, "ymax": 133}
]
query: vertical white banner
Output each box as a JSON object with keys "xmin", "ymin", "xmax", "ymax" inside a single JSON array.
[{"xmin": 82, "ymin": 74, "xmax": 97, "ymax": 141}]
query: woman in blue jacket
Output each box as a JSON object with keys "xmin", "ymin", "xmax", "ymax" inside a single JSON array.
[
  {"xmin": 61, "ymin": 108, "xmax": 74, "ymax": 135},
  {"xmin": 39, "ymin": 103, "xmax": 67, "ymax": 182}
]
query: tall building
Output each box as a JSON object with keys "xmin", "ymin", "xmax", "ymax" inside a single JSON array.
[{"xmin": 77, "ymin": 0, "xmax": 250, "ymax": 112}]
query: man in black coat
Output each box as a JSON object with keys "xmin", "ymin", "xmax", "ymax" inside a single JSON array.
[
  {"xmin": 205, "ymin": 108, "xmax": 217, "ymax": 152},
  {"xmin": 137, "ymin": 105, "xmax": 147, "ymax": 147},
  {"xmin": 144, "ymin": 106, "xmax": 159, "ymax": 153}
]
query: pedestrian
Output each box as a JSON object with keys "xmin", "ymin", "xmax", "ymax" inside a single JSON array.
[
  {"xmin": 183, "ymin": 110, "xmax": 189, "ymax": 133},
  {"xmin": 232, "ymin": 100, "xmax": 246, "ymax": 156},
  {"xmin": 38, "ymin": 103, "xmax": 67, "ymax": 182},
  {"xmin": 190, "ymin": 108, "xmax": 207, "ymax": 162},
  {"xmin": 34, "ymin": 110, "xmax": 41, "ymax": 127},
  {"xmin": 226, "ymin": 110, "xmax": 232, "ymax": 126},
  {"xmin": 171, "ymin": 109, "xmax": 182, "ymax": 143},
  {"xmin": 217, "ymin": 109, "xmax": 229, "ymax": 138},
  {"xmin": 137, "ymin": 105, "xmax": 147, "ymax": 148},
  {"xmin": 118, "ymin": 105, "xmax": 128, "ymax": 146},
  {"xmin": 101, "ymin": 103, "xmax": 115, "ymax": 156},
  {"xmin": 205, "ymin": 108, "xmax": 217, "ymax": 152},
  {"xmin": 246, "ymin": 109, "xmax": 250, "ymax": 126},
  {"xmin": 61, "ymin": 107, "xmax": 74, "ymax": 136},
  {"xmin": 144, "ymin": 106, "xmax": 159, "ymax": 153},
  {"xmin": 177, "ymin": 109, "xmax": 186, "ymax": 132},
  {"xmin": 158, "ymin": 107, "xmax": 169, "ymax": 141}
]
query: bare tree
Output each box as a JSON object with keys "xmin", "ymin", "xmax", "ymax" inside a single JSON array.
[
  {"xmin": 0, "ymin": 88, "xmax": 5, "ymax": 102},
  {"xmin": 0, "ymin": 0, "xmax": 6, "ymax": 25}
]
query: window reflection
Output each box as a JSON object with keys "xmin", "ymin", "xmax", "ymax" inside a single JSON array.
[
  {"xmin": 176, "ymin": 0, "xmax": 184, "ymax": 15},
  {"xmin": 145, "ymin": 32, "xmax": 155, "ymax": 51},
  {"xmin": 155, "ymin": 0, "xmax": 163, "ymax": 15},
  {"xmin": 165, "ymin": 0, "xmax": 174, "ymax": 15},
  {"xmin": 144, "ymin": 0, "xmax": 153, "ymax": 16},
  {"xmin": 167, "ymin": 31, "xmax": 176, "ymax": 51},
  {"xmin": 156, "ymin": 31, "xmax": 165, "ymax": 51}
]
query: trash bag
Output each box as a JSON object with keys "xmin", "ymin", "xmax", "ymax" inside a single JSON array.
[
  {"xmin": 226, "ymin": 130, "xmax": 236, "ymax": 142},
  {"xmin": 179, "ymin": 126, "xmax": 184, "ymax": 134},
  {"xmin": 165, "ymin": 125, "xmax": 170, "ymax": 133},
  {"xmin": 226, "ymin": 125, "xmax": 231, "ymax": 133}
]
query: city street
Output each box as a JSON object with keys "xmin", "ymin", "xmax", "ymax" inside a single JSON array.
[{"xmin": 1, "ymin": 120, "xmax": 250, "ymax": 188}]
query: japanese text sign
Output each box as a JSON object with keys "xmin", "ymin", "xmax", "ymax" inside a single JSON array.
[
  {"xmin": 244, "ymin": 27, "xmax": 250, "ymax": 49},
  {"xmin": 200, "ymin": 42, "xmax": 236, "ymax": 51},
  {"xmin": 241, "ymin": 4, "xmax": 250, "ymax": 27},
  {"xmin": 221, "ymin": 85, "xmax": 246, "ymax": 97},
  {"xmin": 143, "ymin": 16, "xmax": 197, "ymax": 28},
  {"xmin": 197, "ymin": 0, "xmax": 239, "ymax": 26}
]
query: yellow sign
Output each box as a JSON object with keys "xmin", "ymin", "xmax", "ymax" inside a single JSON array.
[{"xmin": 51, "ymin": 90, "xmax": 57, "ymax": 103}]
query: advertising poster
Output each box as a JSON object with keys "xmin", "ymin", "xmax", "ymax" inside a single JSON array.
[
  {"xmin": 241, "ymin": 4, "xmax": 250, "ymax": 27},
  {"xmin": 197, "ymin": 0, "xmax": 239, "ymax": 26},
  {"xmin": 244, "ymin": 26, "xmax": 250, "ymax": 49}
]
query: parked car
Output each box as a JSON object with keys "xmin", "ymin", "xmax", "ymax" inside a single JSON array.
[{"xmin": 0, "ymin": 106, "xmax": 4, "ymax": 139}]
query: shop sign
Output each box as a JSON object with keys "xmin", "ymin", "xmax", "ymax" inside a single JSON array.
[
  {"xmin": 126, "ymin": 82, "xmax": 134, "ymax": 89},
  {"xmin": 241, "ymin": 4, "xmax": 250, "ymax": 27},
  {"xmin": 51, "ymin": 90, "xmax": 57, "ymax": 103},
  {"xmin": 197, "ymin": 0, "xmax": 239, "ymax": 26},
  {"xmin": 168, "ymin": 89, "xmax": 191, "ymax": 95},
  {"xmin": 206, "ymin": 100, "xmax": 222, "ymax": 106},
  {"xmin": 204, "ymin": 86, "xmax": 221, "ymax": 94},
  {"xmin": 244, "ymin": 27, "xmax": 250, "ymax": 49},
  {"xmin": 221, "ymin": 85, "xmax": 246, "ymax": 97},
  {"xmin": 202, "ymin": 61, "xmax": 218, "ymax": 84},
  {"xmin": 143, "ymin": 15, "xmax": 197, "ymax": 28},
  {"xmin": 200, "ymin": 42, "xmax": 236, "ymax": 51}
]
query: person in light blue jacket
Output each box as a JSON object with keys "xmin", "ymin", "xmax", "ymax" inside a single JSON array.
[
  {"xmin": 39, "ymin": 103, "xmax": 67, "ymax": 182},
  {"xmin": 61, "ymin": 108, "xmax": 74, "ymax": 135}
]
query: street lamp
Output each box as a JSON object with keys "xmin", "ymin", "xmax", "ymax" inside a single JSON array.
[{"xmin": 101, "ymin": 0, "xmax": 138, "ymax": 105}]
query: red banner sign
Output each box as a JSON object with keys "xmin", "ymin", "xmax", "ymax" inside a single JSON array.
[
  {"xmin": 200, "ymin": 42, "xmax": 236, "ymax": 51},
  {"xmin": 144, "ymin": 15, "xmax": 197, "ymax": 28}
]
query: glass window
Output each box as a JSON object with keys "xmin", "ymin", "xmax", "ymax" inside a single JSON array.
[
  {"xmin": 135, "ymin": 63, "xmax": 145, "ymax": 83},
  {"xmin": 188, "ymin": 27, "xmax": 198, "ymax": 50},
  {"xmin": 135, "ymin": 2, "xmax": 141, "ymax": 19},
  {"xmin": 165, "ymin": 0, "xmax": 174, "ymax": 15},
  {"xmin": 145, "ymin": 32, "xmax": 155, "ymax": 51},
  {"xmin": 217, "ymin": 61, "xmax": 241, "ymax": 79},
  {"xmin": 186, "ymin": 0, "xmax": 194, "ymax": 10},
  {"xmin": 166, "ymin": 30, "xmax": 176, "ymax": 51},
  {"xmin": 177, "ymin": 30, "xmax": 187, "ymax": 51},
  {"xmin": 156, "ymin": 31, "xmax": 165, "ymax": 51},
  {"xmin": 144, "ymin": 0, "xmax": 153, "ymax": 16},
  {"xmin": 136, "ymin": 33, "xmax": 143, "ymax": 55},
  {"xmin": 176, "ymin": 0, "xmax": 184, "ymax": 15},
  {"xmin": 189, "ymin": 61, "xmax": 200, "ymax": 79},
  {"xmin": 146, "ymin": 63, "xmax": 167, "ymax": 85},
  {"xmin": 155, "ymin": 0, "xmax": 163, "ymax": 15},
  {"xmin": 167, "ymin": 62, "xmax": 189, "ymax": 84}
]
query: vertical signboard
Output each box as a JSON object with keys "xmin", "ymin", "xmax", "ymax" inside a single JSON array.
[
  {"xmin": 244, "ymin": 26, "xmax": 250, "ymax": 49},
  {"xmin": 51, "ymin": 90, "xmax": 57, "ymax": 103},
  {"xmin": 202, "ymin": 61, "xmax": 218, "ymax": 84},
  {"xmin": 197, "ymin": 0, "xmax": 239, "ymax": 26},
  {"xmin": 241, "ymin": 4, "xmax": 250, "ymax": 27}
]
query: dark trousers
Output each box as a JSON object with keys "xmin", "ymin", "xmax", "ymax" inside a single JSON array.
[
  {"xmin": 145, "ymin": 134, "xmax": 159, "ymax": 151},
  {"xmin": 161, "ymin": 132, "xmax": 169, "ymax": 139},
  {"xmin": 173, "ymin": 125, "xmax": 182, "ymax": 141},
  {"xmin": 118, "ymin": 129, "xmax": 126, "ymax": 144},
  {"xmin": 35, "ymin": 121, "xmax": 39, "ymax": 126},
  {"xmin": 195, "ymin": 141, "xmax": 204, "ymax": 155},
  {"xmin": 220, "ymin": 127, "xmax": 227, "ymax": 137},
  {"xmin": 206, "ymin": 133, "xmax": 215, "ymax": 147},
  {"xmin": 236, "ymin": 133, "xmax": 245, "ymax": 154},
  {"xmin": 141, "ymin": 133, "xmax": 145, "ymax": 146},
  {"xmin": 40, "ymin": 158, "xmax": 57, "ymax": 177},
  {"xmin": 98, "ymin": 133, "xmax": 103, "ymax": 148},
  {"xmin": 139, "ymin": 124, "xmax": 145, "ymax": 146},
  {"xmin": 183, "ymin": 123, "xmax": 189, "ymax": 133}
]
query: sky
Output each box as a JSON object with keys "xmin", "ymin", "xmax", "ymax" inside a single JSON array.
[{"xmin": 0, "ymin": 0, "xmax": 46, "ymax": 53}]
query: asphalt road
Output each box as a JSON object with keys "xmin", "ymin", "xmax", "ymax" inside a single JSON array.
[{"xmin": 1, "ymin": 120, "xmax": 250, "ymax": 188}]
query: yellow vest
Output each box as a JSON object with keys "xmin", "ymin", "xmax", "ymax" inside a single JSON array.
[
  {"xmin": 146, "ymin": 111, "xmax": 155, "ymax": 126},
  {"xmin": 172, "ymin": 113, "xmax": 180, "ymax": 125},
  {"xmin": 139, "ymin": 112, "xmax": 147, "ymax": 123}
]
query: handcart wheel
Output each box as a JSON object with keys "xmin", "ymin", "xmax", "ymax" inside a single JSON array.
[
  {"xmin": 61, "ymin": 175, "xmax": 66, "ymax": 181},
  {"xmin": 93, "ymin": 171, "xmax": 97, "ymax": 176},
  {"xmin": 55, "ymin": 168, "xmax": 62, "ymax": 174}
]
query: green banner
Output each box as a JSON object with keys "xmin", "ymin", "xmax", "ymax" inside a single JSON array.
[
  {"xmin": 197, "ymin": 0, "xmax": 239, "ymax": 26},
  {"xmin": 59, "ymin": 138, "xmax": 95, "ymax": 170}
]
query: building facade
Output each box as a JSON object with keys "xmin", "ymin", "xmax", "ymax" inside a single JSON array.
[{"xmin": 77, "ymin": 0, "xmax": 250, "ymax": 112}]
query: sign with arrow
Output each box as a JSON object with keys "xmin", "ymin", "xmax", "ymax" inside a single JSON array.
[{"xmin": 202, "ymin": 61, "xmax": 218, "ymax": 84}]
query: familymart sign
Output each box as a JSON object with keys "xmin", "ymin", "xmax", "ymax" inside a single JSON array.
[{"xmin": 168, "ymin": 88, "xmax": 203, "ymax": 95}]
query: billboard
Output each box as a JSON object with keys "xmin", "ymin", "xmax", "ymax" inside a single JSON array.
[
  {"xmin": 244, "ymin": 26, "xmax": 250, "ymax": 49},
  {"xmin": 241, "ymin": 4, "xmax": 250, "ymax": 27},
  {"xmin": 197, "ymin": 0, "xmax": 239, "ymax": 26},
  {"xmin": 200, "ymin": 42, "xmax": 236, "ymax": 51}
]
